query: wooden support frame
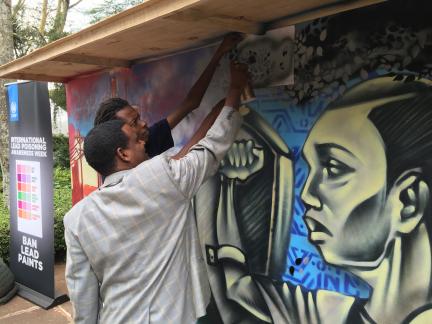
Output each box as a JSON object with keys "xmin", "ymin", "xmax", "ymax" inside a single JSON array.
[
  {"xmin": 166, "ymin": 8, "xmax": 264, "ymax": 34},
  {"xmin": 0, "ymin": 0, "xmax": 201, "ymax": 81},
  {"xmin": 50, "ymin": 54, "xmax": 131, "ymax": 68},
  {"xmin": 0, "ymin": 0, "xmax": 387, "ymax": 82}
]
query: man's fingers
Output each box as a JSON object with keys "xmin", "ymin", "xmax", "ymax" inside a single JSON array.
[
  {"xmin": 231, "ymin": 32, "xmax": 244, "ymax": 42},
  {"xmin": 226, "ymin": 32, "xmax": 244, "ymax": 41},
  {"xmin": 231, "ymin": 61, "xmax": 248, "ymax": 70}
]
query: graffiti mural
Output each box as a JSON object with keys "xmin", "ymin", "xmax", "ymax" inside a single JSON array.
[
  {"xmin": 65, "ymin": 0, "xmax": 432, "ymax": 323},
  {"xmin": 193, "ymin": 1, "xmax": 432, "ymax": 323},
  {"xmin": 198, "ymin": 75, "xmax": 432, "ymax": 323}
]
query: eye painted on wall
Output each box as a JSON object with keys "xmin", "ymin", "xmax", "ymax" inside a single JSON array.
[
  {"xmin": 314, "ymin": 143, "xmax": 357, "ymax": 183},
  {"xmin": 321, "ymin": 157, "xmax": 355, "ymax": 181}
]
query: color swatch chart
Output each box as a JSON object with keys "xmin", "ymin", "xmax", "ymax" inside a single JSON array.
[{"xmin": 16, "ymin": 160, "xmax": 43, "ymax": 238}]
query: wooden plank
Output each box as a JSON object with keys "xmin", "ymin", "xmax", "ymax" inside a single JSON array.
[
  {"xmin": 167, "ymin": 8, "xmax": 263, "ymax": 34},
  {"xmin": 51, "ymin": 54, "xmax": 131, "ymax": 68},
  {"xmin": 3, "ymin": 73, "xmax": 67, "ymax": 83},
  {"xmin": 206, "ymin": 16, "xmax": 263, "ymax": 35},
  {"xmin": 132, "ymin": 39, "xmax": 220, "ymax": 65},
  {"xmin": 3, "ymin": 61, "xmax": 109, "ymax": 82},
  {"xmin": 0, "ymin": 0, "xmax": 389, "ymax": 82},
  {"xmin": 0, "ymin": 0, "xmax": 203, "ymax": 79},
  {"xmin": 71, "ymin": 18, "xmax": 225, "ymax": 60}
]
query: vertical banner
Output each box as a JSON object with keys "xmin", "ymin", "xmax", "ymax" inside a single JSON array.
[{"xmin": 6, "ymin": 81, "xmax": 67, "ymax": 308}]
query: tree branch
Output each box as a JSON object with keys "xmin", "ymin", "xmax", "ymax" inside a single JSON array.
[{"xmin": 69, "ymin": 0, "xmax": 84, "ymax": 9}]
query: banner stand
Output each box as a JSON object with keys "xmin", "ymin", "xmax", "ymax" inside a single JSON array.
[
  {"xmin": 6, "ymin": 81, "xmax": 69, "ymax": 309},
  {"xmin": 17, "ymin": 284, "xmax": 69, "ymax": 309}
]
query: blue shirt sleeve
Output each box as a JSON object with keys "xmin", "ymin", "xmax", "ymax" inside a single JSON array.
[{"xmin": 146, "ymin": 118, "xmax": 174, "ymax": 158}]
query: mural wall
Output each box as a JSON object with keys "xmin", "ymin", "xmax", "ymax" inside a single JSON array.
[{"xmin": 66, "ymin": 0, "xmax": 432, "ymax": 322}]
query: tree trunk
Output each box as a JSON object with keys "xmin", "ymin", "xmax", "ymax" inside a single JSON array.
[
  {"xmin": 0, "ymin": 0, "xmax": 14, "ymax": 207},
  {"xmin": 39, "ymin": 0, "xmax": 48, "ymax": 36},
  {"xmin": 52, "ymin": 0, "xmax": 68, "ymax": 36}
]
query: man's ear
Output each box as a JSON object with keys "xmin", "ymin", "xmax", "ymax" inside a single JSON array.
[
  {"xmin": 116, "ymin": 147, "xmax": 131, "ymax": 163},
  {"xmin": 391, "ymin": 169, "xmax": 430, "ymax": 235}
]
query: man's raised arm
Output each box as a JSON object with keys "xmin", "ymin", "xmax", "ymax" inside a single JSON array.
[
  {"xmin": 172, "ymin": 62, "xmax": 248, "ymax": 161},
  {"xmin": 166, "ymin": 33, "xmax": 243, "ymax": 129},
  {"xmin": 165, "ymin": 63, "xmax": 249, "ymax": 199}
]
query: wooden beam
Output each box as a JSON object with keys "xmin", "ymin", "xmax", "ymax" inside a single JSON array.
[
  {"xmin": 51, "ymin": 54, "xmax": 131, "ymax": 68},
  {"xmin": 2, "ymin": 72, "xmax": 67, "ymax": 83},
  {"xmin": 268, "ymin": 0, "xmax": 386, "ymax": 29},
  {"xmin": 0, "ymin": 0, "xmax": 388, "ymax": 82},
  {"xmin": 166, "ymin": 8, "xmax": 263, "ymax": 34},
  {"xmin": 0, "ymin": 0, "xmax": 202, "ymax": 80},
  {"xmin": 132, "ymin": 38, "xmax": 220, "ymax": 66},
  {"xmin": 206, "ymin": 16, "xmax": 263, "ymax": 35}
]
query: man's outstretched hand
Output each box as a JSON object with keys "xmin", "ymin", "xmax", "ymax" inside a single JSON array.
[
  {"xmin": 225, "ymin": 62, "xmax": 249, "ymax": 109},
  {"xmin": 230, "ymin": 62, "xmax": 249, "ymax": 90},
  {"xmin": 216, "ymin": 33, "xmax": 244, "ymax": 56}
]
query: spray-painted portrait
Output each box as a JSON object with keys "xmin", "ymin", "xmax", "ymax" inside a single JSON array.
[{"xmin": 195, "ymin": 75, "xmax": 432, "ymax": 324}]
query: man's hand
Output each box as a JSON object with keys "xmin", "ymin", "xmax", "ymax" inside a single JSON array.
[
  {"xmin": 230, "ymin": 62, "xmax": 249, "ymax": 90},
  {"xmin": 167, "ymin": 33, "xmax": 244, "ymax": 130},
  {"xmin": 225, "ymin": 62, "xmax": 249, "ymax": 109},
  {"xmin": 216, "ymin": 33, "xmax": 244, "ymax": 56}
]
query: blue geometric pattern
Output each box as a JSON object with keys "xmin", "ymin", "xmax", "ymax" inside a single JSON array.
[{"xmin": 249, "ymin": 87, "xmax": 371, "ymax": 298}]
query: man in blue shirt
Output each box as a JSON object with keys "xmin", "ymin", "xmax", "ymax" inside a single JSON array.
[{"xmin": 93, "ymin": 33, "xmax": 243, "ymax": 157}]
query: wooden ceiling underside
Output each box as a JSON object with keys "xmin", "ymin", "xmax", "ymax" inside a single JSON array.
[{"xmin": 0, "ymin": 0, "xmax": 385, "ymax": 82}]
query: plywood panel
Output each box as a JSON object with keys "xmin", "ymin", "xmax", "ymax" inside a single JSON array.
[
  {"xmin": 0, "ymin": 0, "xmax": 385, "ymax": 82},
  {"xmin": 8, "ymin": 61, "xmax": 107, "ymax": 82}
]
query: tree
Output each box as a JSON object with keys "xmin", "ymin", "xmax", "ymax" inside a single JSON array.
[
  {"xmin": 12, "ymin": 0, "xmax": 83, "ymax": 58},
  {"xmin": 86, "ymin": 0, "xmax": 143, "ymax": 24},
  {"xmin": 0, "ymin": 0, "xmax": 82, "ymax": 204},
  {"xmin": 11, "ymin": 0, "xmax": 84, "ymax": 118},
  {"xmin": 0, "ymin": 0, "xmax": 14, "ymax": 206}
]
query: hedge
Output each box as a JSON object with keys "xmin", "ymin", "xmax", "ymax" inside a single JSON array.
[
  {"xmin": 53, "ymin": 134, "xmax": 70, "ymax": 169},
  {"xmin": 53, "ymin": 167, "xmax": 72, "ymax": 260}
]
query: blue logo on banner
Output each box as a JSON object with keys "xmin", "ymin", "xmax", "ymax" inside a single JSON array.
[{"xmin": 8, "ymin": 84, "xmax": 19, "ymax": 122}]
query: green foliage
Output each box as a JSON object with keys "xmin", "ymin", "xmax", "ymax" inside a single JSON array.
[
  {"xmin": 86, "ymin": 0, "xmax": 144, "ymax": 24},
  {"xmin": 53, "ymin": 134, "xmax": 70, "ymax": 168},
  {"xmin": 11, "ymin": 1, "xmax": 46, "ymax": 58},
  {"xmin": 53, "ymin": 135, "xmax": 72, "ymax": 260},
  {"xmin": 11, "ymin": 1, "xmax": 71, "ymax": 58},
  {"xmin": 50, "ymin": 83, "xmax": 67, "ymax": 112},
  {"xmin": 46, "ymin": 28, "xmax": 69, "ymax": 44},
  {"xmin": 53, "ymin": 167, "xmax": 71, "ymax": 260}
]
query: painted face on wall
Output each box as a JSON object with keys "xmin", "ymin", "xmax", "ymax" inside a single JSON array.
[{"xmin": 301, "ymin": 105, "xmax": 393, "ymax": 267}]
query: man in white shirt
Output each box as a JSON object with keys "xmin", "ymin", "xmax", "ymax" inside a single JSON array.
[{"xmin": 64, "ymin": 62, "xmax": 249, "ymax": 323}]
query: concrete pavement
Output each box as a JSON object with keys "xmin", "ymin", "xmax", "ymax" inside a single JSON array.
[{"xmin": 0, "ymin": 263, "xmax": 72, "ymax": 323}]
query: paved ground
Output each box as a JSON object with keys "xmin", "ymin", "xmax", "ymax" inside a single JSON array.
[{"xmin": 0, "ymin": 263, "xmax": 72, "ymax": 323}]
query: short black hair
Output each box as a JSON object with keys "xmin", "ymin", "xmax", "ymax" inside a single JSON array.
[
  {"xmin": 94, "ymin": 97, "xmax": 130, "ymax": 126},
  {"xmin": 84, "ymin": 119, "xmax": 128, "ymax": 176}
]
